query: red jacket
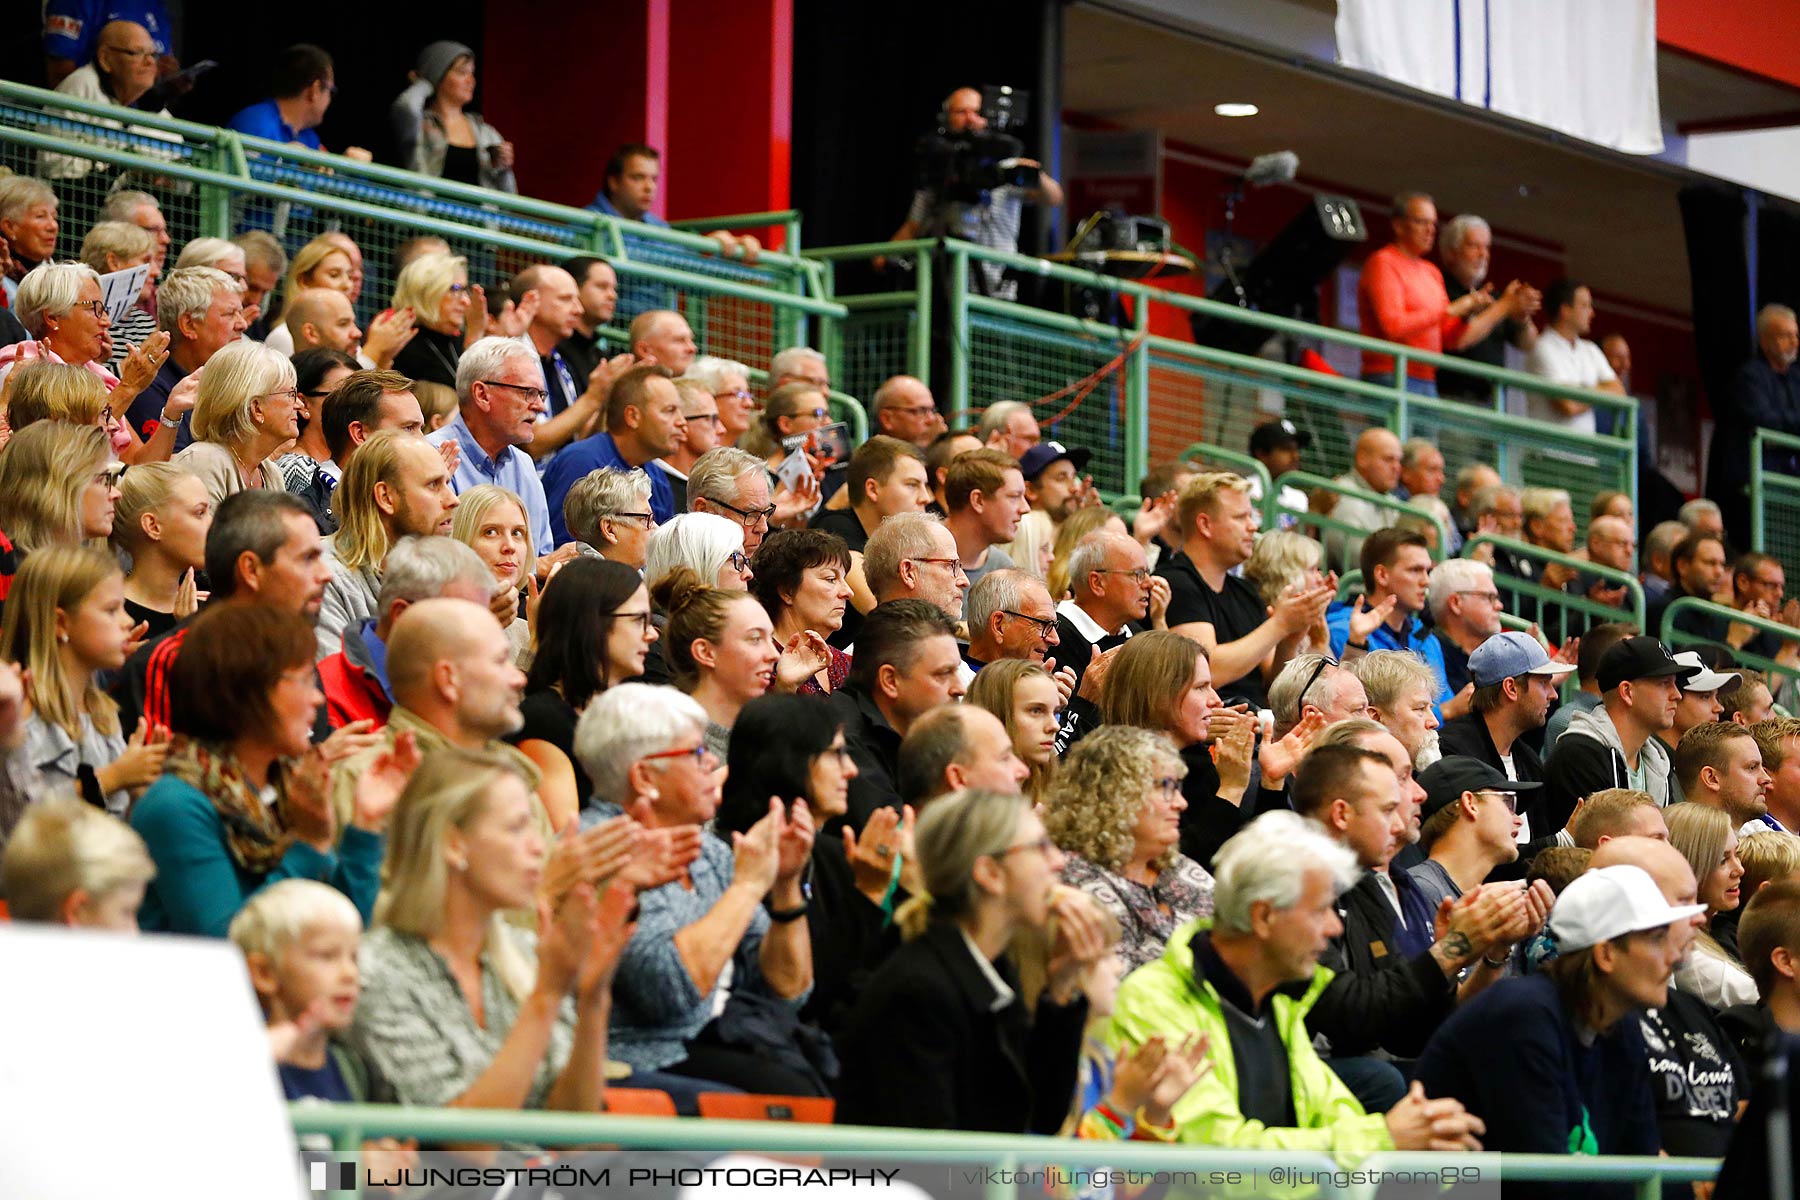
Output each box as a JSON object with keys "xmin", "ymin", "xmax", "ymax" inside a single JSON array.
[{"xmin": 317, "ymin": 622, "xmax": 393, "ymax": 729}]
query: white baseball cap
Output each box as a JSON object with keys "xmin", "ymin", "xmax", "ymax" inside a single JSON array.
[
  {"xmin": 1548, "ymin": 864, "xmax": 1706, "ymax": 952},
  {"xmin": 1672, "ymin": 650, "xmax": 1739, "ymax": 693}
]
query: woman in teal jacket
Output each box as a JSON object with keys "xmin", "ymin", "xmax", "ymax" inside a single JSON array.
[{"xmin": 130, "ymin": 604, "xmax": 412, "ymax": 937}]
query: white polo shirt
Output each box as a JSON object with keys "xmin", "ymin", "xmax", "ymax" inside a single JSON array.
[{"xmin": 1524, "ymin": 328, "xmax": 1615, "ymax": 434}]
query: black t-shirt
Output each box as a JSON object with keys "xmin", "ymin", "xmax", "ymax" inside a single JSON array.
[
  {"xmin": 1439, "ymin": 276, "xmax": 1526, "ymax": 401},
  {"xmin": 441, "ymin": 143, "xmax": 480, "ymax": 185},
  {"xmin": 507, "ymin": 688, "xmax": 590, "ymax": 806},
  {"xmin": 392, "ymin": 325, "xmax": 462, "ymax": 389},
  {"xmin": 123, "ymin": 599, "xmax": 179, "ymax": 643},
  {"xmin": 1639, "ymin": 989, "xmax": 1746, "ymax": 1158},
  {"xmin": 1156, "ymin": 549, "xmax": 1269, "ymax": 708},
  {"xmin": 557, "ymin": 333, "xmax": 604, "ymax": 394},
  {"xmin": 809, "ymin": 506, "xmax": 870, "ymax": 554}
]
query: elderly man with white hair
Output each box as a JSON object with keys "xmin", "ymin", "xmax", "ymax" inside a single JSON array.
[
  {"xmin": 685, "ymin": 354, "xmax": 757, "ymax": 446},
  {"xmin": 427, "ymin": 336, "xmax": 555, "ymax": 552},
  {"xmin": 132, "ymin": 265, "xmax": 246, "ymax": 443},
  {"xmin": 1435, "ymin": 212, "xmax": 1540, "ymax": 405},
  {"xmin": 977, "ymin": 400, "xmax": 1040, "ymax": 460},
  {"xmin": 685, "ymin": 445, "xmax": 776, "ymax": 556},
  {"xmin": 1426, "ymin": 558, "xmax": 1503, "ymax": 697},
  {"xmin": 41, "ymin": 20, "xmax": 179, "ymax": 181},
  {"xmin": 770, "ymin": 345, "xmax": 829, "ymax": 393},
  {"xmin": 574, "ymin": 682, "xmax": 815, "ymax": 1094},
  {"xmin": 1268, "ymin": 652, "xmax": 1371, "ymax": 740},
  {"xmin": 1352, "ymin": 649, "xmax": 1443, "ymax": 773},
  {"xmin": 1109, "ymin": 807, "xmax": 1487, "ymax": 1151},
  {"xmin": 1054, "ymin": 530, "xmax": 1161, "ymax": 695}
]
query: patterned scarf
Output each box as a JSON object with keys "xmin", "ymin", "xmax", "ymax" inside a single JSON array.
[{"xmin": 161, "ymin": 736, "xmax": 297, "ymax": 875}]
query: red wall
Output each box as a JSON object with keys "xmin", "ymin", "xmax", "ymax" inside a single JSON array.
[{"xmin": 1658, "ymin": 0, "xmax": 1800, "ymax": 92}]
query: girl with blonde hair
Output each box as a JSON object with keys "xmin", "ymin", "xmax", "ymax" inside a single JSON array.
[
  {"xmin": 172, "ymin": 340, "xmax": 302, "ymax": 505},
  {"xmin": 965, "ymin": 658, "xmax": 1062, "ymax": 803},
  {"xmin": 451, "ymin": 484, "xmax": 536, "ymax": 662},
  {"xmin": 353, "ymin": 746, "xmax": 638, "ymax": 1112},
  {"xmin": 1666, "ymin": 803, "xmax": 1756, "ymax": 1009},
  {"xmin": 0, "ymin": 546, "xmax": 166, "ymax": 814},
  {"xmin": 0, "ymin": 420, "xmax": 119, "ymax": 588},
  {"xmin": 112, "ymin": 461, "xmax": 213, "ymax": 638}
]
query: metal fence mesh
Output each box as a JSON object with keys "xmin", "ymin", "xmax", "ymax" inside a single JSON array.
[
  {"xmin": 1760, "ymin": 474, "xmax": 1800, "ymax": 594},
  {"xmin": 837, "ymin": 308, "xmax": 916, "ymax": 416},
  {"xmin": 967, "ymin": 310, "xmax": 1132, "ymax": 494}
]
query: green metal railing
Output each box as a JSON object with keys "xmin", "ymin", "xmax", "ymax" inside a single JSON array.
[
  {"xmin": 1751, "ymin": 430, "xmax": 1800, "ymax": 589},
  {"xmin": 1661, "ymin": 597, "xmax": 1798, "ymax": 685},
  {"xmin": 808, "ymin": 239, "xmax": 1637, "ymax": 523},
  {"xmin": 1465, "ymin": 534, "xmax": 1644, "ymax": 646},
  {"xmin": 1275, "ymin": 470, "xmax": 1450, "ymax": 570},
  {"xmin": 288, "ymin": 1103, "xmax": 1717, "ymax": 1200},
  {"xmin": 669, "ymin": 209, "xmax": 805, "ymax": 257},
  {"xmin": 0, "ymin": 80, "xmax": 838, "ymax": 377}
]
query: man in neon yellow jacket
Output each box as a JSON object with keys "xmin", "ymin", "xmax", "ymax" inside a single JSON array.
[{"xmin": 1107, "ymin": 809, "xmax": 1486, "ymax": 1152}]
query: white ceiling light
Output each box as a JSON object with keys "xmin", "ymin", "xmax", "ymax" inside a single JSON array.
[{"xmin": 1215, "ymin": 102, "xmax": 1259, "ymax": 117}]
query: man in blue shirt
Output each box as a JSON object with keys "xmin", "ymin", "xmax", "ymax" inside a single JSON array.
[
  {"xmin": 1328, "ymin": 526, "xmax": 1472, "ymax": 724},
  {"xmin": 587, "ymin": 143, "xmax": 759, "ymax": 261},
  {"xmin": 426, "ymin": 337, "xmax": 555, "ymax": 552},
  {"xmin": 542, "ymin": 364, "xmax": 686, "ymax": 545},
  {"xmin": 226, "ymin": 44, "xmax": 370, "ymax": 160},
  {"xmin": 44, "ymin": 0, "xmax": 171, "ymax": 86}
]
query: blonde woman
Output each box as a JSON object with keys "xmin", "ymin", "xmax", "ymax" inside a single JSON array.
[
  {"xmin": 1667, "ymin": 802, "xmax": 1756, "ymax": 1010},
  {"xmin": 0, "ymin": 547, "xmax": 167, "ymax": 815},
  {"xmin": 1246, "ymin": 529, "xmax": 1331, "ymax": 656},
  {"xmin": 451, "ymin": 484, "xmax": 535, "ymax": 663},
  {"xmin": 3, "ymin": 359, "xmax": 110, "ymax": 429},
  {"xmin": 112, "ymin": 462, "xmax": 213, "ymax": 639},
  {"xmin": 263, "ymin": 236, "xmax": 356, "ymax": 355},
  {"xmin": 1047, "ymin": 506, "xmax": 1126, "ymax": 601},
  {"xmin": 172, "ymin": 341, "xmax": 303, "ymax": 506},
  {"xmin": 78, "ymin": 220, "xmax": 159, "ymax": 371},
  {"xmin": 350, "ymin": 746, "xmax": 637, "ymax": 1112},
  {"xmin": 1004, "ymin": 509, "xmax": 1055, "ymax": 585},
  {"xmin": 1043, "ymin": 724, "xmax": 1215, "ymax": 970},
  {"xmin": 966, "ymin": 658, "xmax": 1062, "ymax": 803},
  {"xmin": 391, "ymin": 251, "xmax": 480, "ymax": 387},
  {"xmin": 0, "ymin": 420, "xmax": 119, "ymax": 594},
  {"xmin": 0, "ymin": 796, "xmax": 156, "ymax": 929}
]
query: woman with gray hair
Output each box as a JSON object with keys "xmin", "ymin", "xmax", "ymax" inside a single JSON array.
[
  {"xmin": 562, "ymin": 467, "xmax": 655, "ymax": 569},
  {"xmin": 643, "ymin": 512, "xmax": 752, "ymax": 593},
  {"xmin": 171, "ymin": 340, "xmax": 303, "ymax": 506},
  {"xmin": 0, "ymin": 263, "xmax": 168, "ymax": 443},
  {"xmin": 1044, "ymin": 724, "xmax": 1215, "ymax": 970},
  {"xmin": 0, "ymin": 176, "xmax": 59, "ymax": 302},
  {"xmin": 574, "ymin": 682, "xmax": 821, "ymax": 1096},
  {"xmin": 685, "ymin": 355, "xmax": 756, "ymax": 446},
  {"xmin": 388, "ymin": 42, "xmax": 517, "ymax": 192}
]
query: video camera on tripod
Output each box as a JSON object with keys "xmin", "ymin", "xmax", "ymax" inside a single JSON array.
[{"xmin": 914, "ymin": 85, "xmax": 1036, "ymax": 204}]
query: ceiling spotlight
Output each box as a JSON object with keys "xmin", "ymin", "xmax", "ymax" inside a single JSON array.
[{"xmin": 1215, "ymin": 103, "xmax": 1259, "ymax": 117}]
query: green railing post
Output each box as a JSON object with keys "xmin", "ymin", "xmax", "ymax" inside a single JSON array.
[
  {"xmin": 947, "ymin": 243, "xmax": 970, "ymax": 420},
  {"xmin": 1178, "ymin": 442, "xmax": 1275, "ymax": 526},
  {"xmin": 1392, "ymin": 352, "xmax": 1410, "ymax": 438},
  {"xmin": 1125, "ymin": 297, "xmax": 1150, "ymax": 491},
  {"xmin": 912, "ymin": 249, "xmax": 934, "ymax": 385},
  {"xmin": 204, "ymin": 128, "xmax": 248, "ymax": 237},
  {"xmin": 1754, "ymin": 431, "xmax": 1767, "ymax": 554}
]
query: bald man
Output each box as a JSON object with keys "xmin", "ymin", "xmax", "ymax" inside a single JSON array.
[
  {"xmin": 1586, "ymin": 835, "xmax": 1746, "ymax": 1161},
  {"xmin": 870, "ymin": 375, "xmax": 945, "ymax": 448},
  {"xmin": 329, "ymin": 597, "xmax": 539, "ymax": 822},
  {"xmin": 1326, "ymin": 427, "xmax": 1405, "ymax": 572},
  {"xmin": 630, "ymin": 309, "xmax": 698, "ymax": 376},
  {"xmin": 512, "ymin": 263, "xmax": 624, "ymax": 459},
  {"xmin": 285, "ymin": 289, "xmax": 364, "ymax": 360},
  {"xmin": 896, "ymin": 704, "xmax": 1029, "ymax": 810}
]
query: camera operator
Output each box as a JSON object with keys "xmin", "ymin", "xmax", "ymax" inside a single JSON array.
[{"xmin": 889, "ymin": 87, "xmax": 1063, "ymax": 300}]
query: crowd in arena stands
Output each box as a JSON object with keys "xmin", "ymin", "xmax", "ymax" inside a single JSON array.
[{"xmin": 6, "ymin": 20, "xmax": 1800, "ymax": 1187}]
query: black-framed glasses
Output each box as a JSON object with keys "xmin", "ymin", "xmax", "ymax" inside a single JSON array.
[
  {"xmin": 68, "ymin": 299, "xmax": 107, "ymax": 317},
  {"xmin": 261, "ymin": 387, "xmax": 302, "ymax": 404},
  {"xmin": 606, "ymin": 511, "xmax": 656, "ymax": 530},
  {"xmin": 1100, "ymin": 568, "xmax": 1153, "ymax": 585},
  {"xmin": 480, "ymin": 379, "xmax": 548, "ymax": 404},
  {"xmin": 91, "ymin": 462, "xmax": 126, "ymax": 487},
  {"xmin": 1001, "ymin": 610, "xmax": 1058, "ymax": 641},
  {"xmin": 1297, "ymin": 655, "xmax": 1338, "ymax": 709},
  {"xmin": 725, "ymin": 550, "xmax": 751, "ymax": 575},
  {"xmin": 710, "ymin": 497, "xmax": 777, "ymax": 527},
  {"xmin": 909, "ymin": 556, "xmax": 967, "ymax": 578},
  {"xmin": 687, "ymin": 412, "xmax": 726, "ymax": 428},
  {"xmin": 612, "ymin": 609, "xmax": 655, "ymax": 634}
]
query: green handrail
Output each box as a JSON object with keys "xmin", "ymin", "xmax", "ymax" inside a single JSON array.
[
  {"xmin": 1464, "ymin": 534, "xmax": 1645, "ymax": 628},
  {"xmin": 1750, "ymin": 428, "xmax": 1800, "ymax": 555},
  {"xmin": 1274, "ymin": 470, "xmax": 1450, "ymax": 562},
  {"xmin": 669, "ymin": 209, "xmax": 804, "ymax": 256},
  {"xmin": 1177, "ymin": 443, "xmax": 1276, "ymax": 526},
  {"xmin": 286, "ymin": 1103, "xmax": 1716, "ymax": 1200},
  {"xmin": 1661, "ymin": 597, "xmax": 1798, "ymax": 683}
]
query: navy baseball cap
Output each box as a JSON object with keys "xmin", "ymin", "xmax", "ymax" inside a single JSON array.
[
  {"xmin": 1017, "ymin": 440, "xmax": 1092, "ymax": 481},
  {"xmin": 1418, "ymin": 756, "xmax": 1541, "ymax": 823},
  {"xmin": 1249, "ymin": 418, "xmax": 1312, "ymax": 455}
]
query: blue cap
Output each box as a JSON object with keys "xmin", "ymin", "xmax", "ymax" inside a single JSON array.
[{"xmin": 1467, "ymin": 631, "xmax": 1576, "ymax": 689}]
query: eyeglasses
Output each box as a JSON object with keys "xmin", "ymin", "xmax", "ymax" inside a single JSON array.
[
  {"xmin": 1154, "ymin": 776, "xmax": 1183, "ymax": 797},
  {"xmin": 91, "ymin": 463, "xmax": 126, "ymax": 487},
  {"xmin": 262, "ymin": 388, "xmax": 302, "ymax": 404},
  {"xmin": 641, "ymin": 744, "xmax": 712, "ymax": 767},
  {"xmin": 1476, "ymin": 790, "xmax": 1520, "ymax": 814},
  {"xmin": 447, "ymin": 282, "xmax": 471, "ymax": 294},
  {"xmin": 726, "ymin": 550, "xmax": 751, "ymax": 575},
  {"xmin": 1099, "ymin": 568, "xmax": 1153, "ymax": 585},
  {"xmin": 1000, "ymin": 610, "xmax": 1058, "ymax": 641},
  {"xmin": 611, "ymin": 609, "xmax": 655, "ymax": 634},
  {"xmin": 714, "ymin": 389, "xmax": 757, "ymax": 407},
  {"xmin": 68, "ymin": 299, "xmax": 107, "ymax": 317},
  {"xmin": 819, "ymin": 745, "xmax": 854, "ymax": 769},
  {"xmin": 301, "ymin": 388, "xmax": 337, "ymax": 399},
  {"xmin": 1455, "ymin": 590, "xmax": 1504, "ymax": 606},
  {"xmin": 1297, "ymin": 655, "xmax": 1339, "ymax": 709},
  {"xmin": 710, "ymin": 498, "xmax": 777, "ymax": 527},
  {"xmin": 606, "ymin": 511, "xmax": 656, "ymax": 530},
  {"xmin": 481, "ymin": 379, "xmax": 549, "ymax": 404},
  {"xmin": 687, "ymin": 412, "xmax": 726, "ymax": 428},
  {"xmin": 889, "ymin": 405, "xmax": 937, "ymax": 418},
  {"xmin": 994, "ymin": 835, "xmax": 1056, "ymax": 860},
  {"xmin": 909, "ymin": 556, "xmax": 968, "ymax": 578}
]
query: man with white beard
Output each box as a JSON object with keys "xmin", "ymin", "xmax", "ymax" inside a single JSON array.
[{"xmin": 1434, "ymin": 213, "xmax": 1541, "ymax": 404}]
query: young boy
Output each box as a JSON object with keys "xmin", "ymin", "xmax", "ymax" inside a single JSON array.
[{"xmin": 1, "ymin": 796, "xmax": 155, "ymax": 929}]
